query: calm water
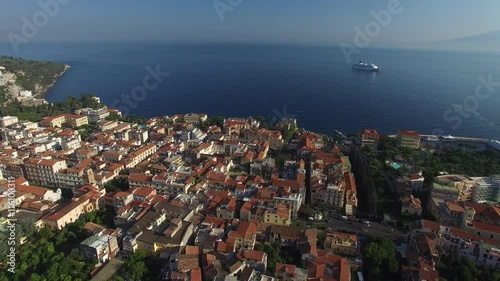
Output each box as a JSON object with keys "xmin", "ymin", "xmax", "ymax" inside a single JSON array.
[{"xmin": 0, "ymin": 42, "xmax": 499, "ymax": 138}]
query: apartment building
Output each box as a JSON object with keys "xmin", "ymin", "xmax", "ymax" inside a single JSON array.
[
  {"xmin": 240, "ymin": 199, "xmax": 292, "ymax": 226},
  {"xmin": 0, "ymin": 116, "xmax": 18, "ymax": 127},
  {"xmin": 397, "ymin": 130, "xmax": 421, "ymax": 149},
  {"xmin": 41, "ymin": 114, "xmax": 89, "ymax": 128},
  {"xmin": 121, "ymin": 143, "xmax": 157, "ymax": 168},
  {"xmin": 401, "ymin": 195, "xmax": 423, "ymax": 216},
  {"xmin": 223, "ymin": 117, "xmax": 259, "ymax": 134},
  {"xmin": 102, "ymin": 150, "xmax": 125, "ymax": 163},
  {"xmin": 244, "ymin": 129, "xmax": 283, "ymax": 150},
  {"xmin": 343, "ymin": 172, "xmax": 358, "ymax": 216},
  {"xmin": 307, "ymin": 251, "xmax": 351, "ymax": 281},
  {"xmin": 43, "ymin": 193, "xmax": 101, "ymax": 230},
  {"xmin": 80, "ymin": 232, "xmax": 119, "ymax": 265},
  {"xmin": 55, "ymin": 158, "xmax": 96, "ymax": 189},
  {"xmin": 183, "ymin": 113, "xmax": 208, "ymax": 124},
  {"xmin": 311, "ymin": 182, "xmax": 345, "ymax": 211},
  {"xmin": 226, "ymin": 222, "xmax": 257, "ymax": 252},
  {"xmin": 360, "ymin": 129, "xmax": 379, "ymax": 147},
  {"xmin": 74, "ymin": 107, "xmax": 110, "ymax": 123},
  {"xmin": 216, "ymin": 196, "xmax": 237, "ymax": 220},
  {"xmin": 0, "ymin": 162, "xmax": 26, "ymax": 179},
  {"xmin": 75, "ymin": 148, "xmax": 98, "ymax": 162},
  {"xmin": 275, "ymin": 264, "xmax": 297, "ymax": 281},
  {"xmin": 264, "ymin": 204, "xmax": 292, "ymax": 226},
  {"xmin": 24, "ymin": 158, "xmax": 67, "ymax": 186},
  {"xmin": 431, "ymin": 174, "xmax": 477, "ymax": 202},
  {"xmin": 324, "ymin": 231, "xmax": 359, "ymax": 257},
  {"xmin": 470, "ymin": 176, "xmax": 500, "ymax": 203},
  {"xmin": 0, "ymin": 177, "xmax": 62, "ymax": 202},
  {"xmin": 128, "ymin": 172, "xmax": 190, "ymax": 196}
]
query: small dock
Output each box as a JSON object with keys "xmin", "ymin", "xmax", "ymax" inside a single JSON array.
[{"xmin": 420, "ymin": 135, "xmax": 488, "ymax": 144}]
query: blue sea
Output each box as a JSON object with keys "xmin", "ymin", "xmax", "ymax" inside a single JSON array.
[{"xmin": 1, "ymin": 42, "xmax": 500, "ymax": 138}]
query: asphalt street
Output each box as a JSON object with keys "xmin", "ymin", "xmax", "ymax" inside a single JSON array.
[{"xmin": 327, "ymin": 218, "xmax": 407, "ymax": 240}]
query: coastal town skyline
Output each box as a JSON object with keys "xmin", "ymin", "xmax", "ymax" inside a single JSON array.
[{"xmin": 0, "ymin": 2, "xmax": 500, "ymax": 281}]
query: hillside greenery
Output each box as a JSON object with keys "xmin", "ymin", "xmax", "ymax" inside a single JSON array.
[
  {"xmin": 110, "ymin": 250, "xmax": 162, "ymax": 281},
  {"xmin": 0, "ymin": 56, "xmax": 65, "ymax": 93},
  {"xmin": 363, "ymin": 139, "xmax": 500, "ymax": 217},
  {"xmin": 0, "ymin": 85, "xmax": 8, "ymax": 103},
  {"xmin": 0, "ymin": 207, "xmax": 116, "ymax": 281},
  {"xmin": 436, "ymin": 255, "xmax": 500, "ymax": 281},
  {"xmin": 368, "ymin": 138, "xmax": 500, "ymax": 184},
  {"xmin": 0, "ymin": 94, "xmax": 103, "ymax": 122}
]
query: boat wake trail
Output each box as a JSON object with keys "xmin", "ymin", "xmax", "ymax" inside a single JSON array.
[
  {"xmin": 451, "ymin": 104, "xmax": 495, "ymax": 127},
  {"xmin": 403, "ymin": 91, "xmax": 496, "ymax": 128}
]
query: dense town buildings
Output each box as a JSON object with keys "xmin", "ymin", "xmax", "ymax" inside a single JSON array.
[{"xmin": 1, "ymin": 107, "xmax": 498, "ymax": 281}]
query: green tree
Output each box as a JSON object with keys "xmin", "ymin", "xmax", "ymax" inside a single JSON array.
[
  {"xmin": 114, "ymin": 250, "xmax": 149, "ymax": 281},
  {"xmin": 362, "ymin": 239, "xmax": 400, "ymax": 281},
  {"xmin": 104, "ymin": 177, "xmax": 130, "ymax": 192}
]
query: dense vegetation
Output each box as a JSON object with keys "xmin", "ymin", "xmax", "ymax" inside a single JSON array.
[
  {"xmin": 382, "ymin": 138, "xmax": 500, "ymax": 178},
  {"xmin": 0, "ymin": 94, "xmax": 103, "ymax": 122},
  {"xmin": 0, "ymin": 56, "xmax": 65, "ymax": 94},
  {"xmin": 200, "ymin": 115, "xmax": 224, "ymax": 131},
  {"xmin": 362, "ymin": 239, "xmax": 400, "ymax": 281},
  {"xmin": 436, "ymin": 255, "xmax": 500, "ymax": 281},
  {"xmin": 255, "ymin": 242, "xmax": 301, "ymax": 275},
  {"xmin": 104, "ymin": 177, "xmax": 130, "ymax": 193},
  {"xmin": 110, "ymin": 250, "xmax": 161, "ymax": 281},
  {"xmin": 0, "ymin": 218, "xmax": 36, "ymax": 258},
  {"xmin": 363, "ymin": 138, "xmax": 500, "ymax": 217},
  {"xmin": 0, "ymin": 223, "xmax": 94, "ymax": 281},
  {"xmin": 0, "ymin": 85, "xmax": 8, "ymax": 103},
  {"xmin": 0, "ymin": 207, "xmax": 116, "ymax": 281}
]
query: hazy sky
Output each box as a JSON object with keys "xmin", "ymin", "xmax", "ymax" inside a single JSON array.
[{"xmin": 0, "ymin": 0, "xmax": 499, "ymax": 45}]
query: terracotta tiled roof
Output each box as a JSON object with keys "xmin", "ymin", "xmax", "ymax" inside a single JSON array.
[
  {"xmin": 398, "ymin": 130, "xmax": 420, "ymax": 136},
  {"xmin": 473, "ymin": 221, "xmax": 500, "ymax": 234},
  {"xmin": 361, "ymin": 129, "xmax": 378, "ymax": 135},
  {"xmin": 276, "ymin": 263, "xmax": 295, "ymax": 277},
  {"xmin": 241, "ymin": 250, "xmax": 265, "ymax": 262},
  {"xmin": 421, "ymin": 219, "xmax": 439, "ymax": 232}
]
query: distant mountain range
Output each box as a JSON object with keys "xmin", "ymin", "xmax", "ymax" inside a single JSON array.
[{"xmin": 429, "ymin": 31, "xmax": 500, "ymax": 52}]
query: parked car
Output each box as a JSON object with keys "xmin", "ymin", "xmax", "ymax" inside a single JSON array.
[{"xmin": 341, "ymin": 216, "xmax": 348, "ymax": 221}]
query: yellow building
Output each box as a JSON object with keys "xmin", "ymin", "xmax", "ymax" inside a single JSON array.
[
  {"xmin": 43, "ymin": 192, "xmax": 100, "ymax": 230},
  {"xmin": 41, "ymin": 114, "xmax": 89, "ymax": 128},
  {"xmin": 264, "ymin": 205, "xmax": 292, "ymax": 226},
  {"xmin": 397, "ymin": 130, "xmax": 421, "ymax": 149}
]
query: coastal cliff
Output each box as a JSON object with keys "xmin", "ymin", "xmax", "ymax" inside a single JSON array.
[{"xmin": 0, "ymin": 56, "xmax": 68, "ymax": 104}]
